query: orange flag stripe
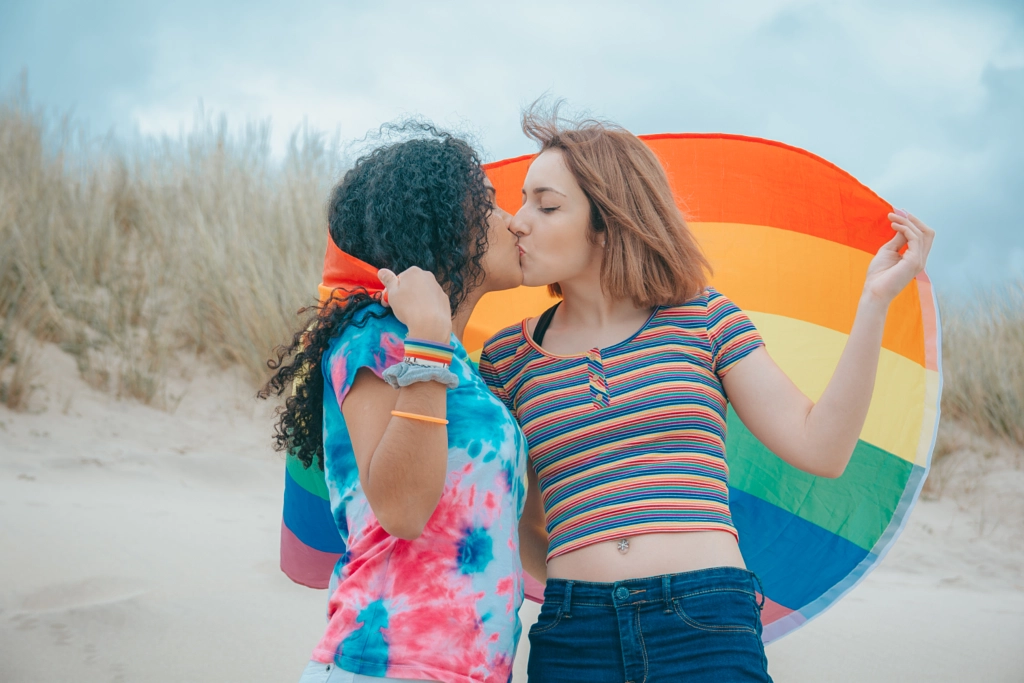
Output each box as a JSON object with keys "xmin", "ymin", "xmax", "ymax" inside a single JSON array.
[
  {"xmin": 484, "ymin": 134, "xmax": 894, "ymax": 256},
  {"xmin": 692, "ymin": 222, "xmax": 927, "ymax": 369}
]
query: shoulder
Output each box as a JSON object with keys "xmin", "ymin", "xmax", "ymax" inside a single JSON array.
[
  {"xmin": 479, "ymin": 321, "xmax": 537, "ymax": 399},
  {"xmin": 482, "ymin": 321, "xmax": 528, "ymax": 361},
  {"xmin": 658, "ymin": 287, "xmax": 744, "ymax": 319},
  {"xmin": 703, "ymin": 287, "xmax": 751, "ymax": 327},
  {"xmin": 351, "ymin": 302, "xmax": 405, "ymax": 335},
  {"xmin": 704, "ymin": 286, "xmax": 737, "ymax": 310},
  {"xmin": 651, "ymin": 288, "xmax": 754, "ymax": 342},
  {"xmin": 340, "ymin": 303, "xmax": 404, "ymax": 341},
  {"xmin": 325, "ymin": 303, "xmax": 406, "ymax": 369},
  {"xmin": 652, "ymin": 290, "xmax": 712, "ymax": 329}
]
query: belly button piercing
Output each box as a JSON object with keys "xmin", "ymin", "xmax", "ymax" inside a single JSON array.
[{"xmin": 617, "ymin": 538, "xmax": 630, "ymax": 554}]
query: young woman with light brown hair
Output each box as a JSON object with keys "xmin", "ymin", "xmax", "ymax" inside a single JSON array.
[{"xmin": 479, "ymin": 109, "xmax": 935, "ymax": 682}]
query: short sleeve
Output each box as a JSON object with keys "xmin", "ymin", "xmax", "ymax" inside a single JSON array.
[
  {"xmin": 478, "ymin": 345, "xmax": 514, "ymax": 415},
  {"xmin": 706, "ymin": 288, "xmax": 764, "ymax": 378},
  {"xmin": 322, "ymin": 305, "xmax": 406, "ymax": 408}
]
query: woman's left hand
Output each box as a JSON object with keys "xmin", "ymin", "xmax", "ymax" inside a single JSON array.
[{"xmin": 862, "ymin": 209, "xmax": 936, "ymax": 304}]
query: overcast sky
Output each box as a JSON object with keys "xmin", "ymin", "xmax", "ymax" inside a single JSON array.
[{"xmin": 2, "ymin": 0, "xmax": 1022, "ymax": 291}]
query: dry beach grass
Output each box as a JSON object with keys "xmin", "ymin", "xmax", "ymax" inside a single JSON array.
[
  {"xmin": 0, "ymin": 85, "xmax": 337, "ymax": 409},
  {"xmin": 939, "ymin": 281, "xmax": 1024, "ymax": 446}
]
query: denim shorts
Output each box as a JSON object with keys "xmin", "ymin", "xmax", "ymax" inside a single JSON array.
[{"xmin": 527, "ymin": 567, "xmax": 773, "ymax": 682}]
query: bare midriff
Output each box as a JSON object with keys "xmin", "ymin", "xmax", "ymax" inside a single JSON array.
[{"xmin": 545, "ymin": 530, "xmax": 746, "ymax": 583}]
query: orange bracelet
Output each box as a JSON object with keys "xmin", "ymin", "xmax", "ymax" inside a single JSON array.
[{"xmin": 390, "ymin": 410, "xmax": 449, "ymax": 425}]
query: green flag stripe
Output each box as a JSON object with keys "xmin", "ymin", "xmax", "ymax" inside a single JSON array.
[
  {"xmin": 286, "ymin": 451, "xmax": 330, "ymax": 501},
  {"xmin": 727, "ymin": 408, "xmax": 915, "ymax": 551}
]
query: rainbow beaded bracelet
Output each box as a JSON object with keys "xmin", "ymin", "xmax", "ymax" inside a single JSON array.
[{"xmin": 403, "ymin": 337, "xmax": 454, "ymax": 368}]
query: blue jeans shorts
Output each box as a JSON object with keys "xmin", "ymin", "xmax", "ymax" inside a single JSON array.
[{"xmin": 527, "ymin": 567, "xmax": 773, "ymax": 682}]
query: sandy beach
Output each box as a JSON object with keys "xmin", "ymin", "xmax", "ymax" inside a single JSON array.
[{"xmin": 2, "ymin": 343, "xmax": 1022, "ymax": 682}]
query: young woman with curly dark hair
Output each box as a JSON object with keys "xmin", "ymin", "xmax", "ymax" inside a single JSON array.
[{"xmin": 261, "ymin": 125, "xmax": 527, "ymax": 683}]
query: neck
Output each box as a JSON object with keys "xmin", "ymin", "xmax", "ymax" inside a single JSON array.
[
  {"xmin": 556, "ymin": 271, "xmax": 651, "ymax": 327},
  {"xmin": 451, "ymin": 284, "xmax": 488, "ymax": 342}
]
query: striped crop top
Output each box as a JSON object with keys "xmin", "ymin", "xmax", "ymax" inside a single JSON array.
[{"xmin": 478, "ymin": 288, "xmax": 764, "ymax": 560}]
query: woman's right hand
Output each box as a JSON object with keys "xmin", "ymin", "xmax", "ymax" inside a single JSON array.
[
  {"xmin": 861, "ymin": 210, "xmax": 935, "ymax": 306},
  {"xmin": 378, "ymin": 267, "xmax": 452, "ymax": 343}
]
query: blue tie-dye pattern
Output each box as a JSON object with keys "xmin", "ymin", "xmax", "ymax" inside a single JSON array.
[
  {"xmin": 502, "ymin": 456, "xmax": 527, "ymax": 507},
  {"xmin": 338, "ymin": 599, "xmax": 389, "ymax": 676},
  {"xmin": 445, "ymin": 386, "xmax": 509, "ymax": 452},
  {"xmin": 457, "ymin": 526, "xmax": 494, "ymax": 574},
  {"xmin": 314, "ymin": 304, "xmax": 529, "ymax": 682},
  {"xmin": 502, "ymin": 461, "xmax": 515, "ymax": 494},
  {"xmin": 322, "ymin": 394, "xmax": 360, "ymax": 493}
]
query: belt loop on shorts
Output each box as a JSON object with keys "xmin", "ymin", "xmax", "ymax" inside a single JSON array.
[
  {"xmin": 561, "ymin": 580, "xmax": 574, "ymax": 618},
  {"xmin": 751, "ymin": 572, "xmax": 766, "ymax": 610},
  {"xmin": 661, "ymin": 575, "xmax": 672, "ymax": 613}
]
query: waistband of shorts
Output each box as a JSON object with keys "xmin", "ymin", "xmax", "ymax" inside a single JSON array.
[{"xmin": 541, "ymin": 566, "xmax": 763, "ymax": 608}]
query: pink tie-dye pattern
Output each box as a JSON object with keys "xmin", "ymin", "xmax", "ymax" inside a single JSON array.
[
  {"xmin": 330, "ymin": 361, "xmax": 349, "ymax": 403},
  {"xmin": 330, "ymin": 331, "xmax": 403, "ymax": 406},
  {"xmin": 380, "ymin": 332, "xmax": 404, "ymax": 366},
  {"xmin": 495, "ymin": 576, "xmax": 516, "ymax": 614},
  {"xmin": 314, "ymin": 465, "xmax": 519, "ymax": 683}
]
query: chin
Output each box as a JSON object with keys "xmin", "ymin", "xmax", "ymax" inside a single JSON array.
[
  {"xmin": 521, "ymin": 272, "xmax": 550, "ymax": 288},
  {"xmin": 519, "ymin": 260, "xmax": 554, "ymax": 288}
]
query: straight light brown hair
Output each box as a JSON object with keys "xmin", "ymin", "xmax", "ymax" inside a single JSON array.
[{"xmin": 522, "ymin": 104, "xmax": 711, "ymax": 306}]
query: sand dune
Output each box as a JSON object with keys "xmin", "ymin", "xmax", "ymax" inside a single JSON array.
[{"xmin": 2, "ymin": 343, "xmax": 1022, "ymax": 682}]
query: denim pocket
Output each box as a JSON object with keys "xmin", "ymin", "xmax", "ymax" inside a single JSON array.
[
  {"xmin": 529, "ymin": 603, "xmax": 565, "ymax": 635},
  {"xmin": 671, "ymin": 588, "xmax": 760, "ymax": 634}
]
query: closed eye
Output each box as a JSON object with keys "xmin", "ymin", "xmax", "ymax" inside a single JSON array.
[{"xmin": 540, "ymin": 206, "xmax": 559, "ymax": 213}]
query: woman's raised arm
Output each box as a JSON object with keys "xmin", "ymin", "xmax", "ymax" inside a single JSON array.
[
  {"xmin": 342, "ymin": 267, "xmax": 454, "ymax": 539},
  {"xmin": 722, "ymin": 210, "xmax": 935, "ymax": 478}
]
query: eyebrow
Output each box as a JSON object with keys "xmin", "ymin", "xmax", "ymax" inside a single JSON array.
[{"xmin": 522, "ymin": 186, "xmax": 567, "ymax": 197}]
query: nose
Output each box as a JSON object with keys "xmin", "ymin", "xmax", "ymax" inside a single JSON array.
[{"xmin": 509, "ymin": 205, "xmax": 529, "ymax": 236}]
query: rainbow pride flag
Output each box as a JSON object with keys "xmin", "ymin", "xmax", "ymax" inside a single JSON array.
[{"xmin": 280, "ymin": 133, "xmax": 940, "ymax": 643}]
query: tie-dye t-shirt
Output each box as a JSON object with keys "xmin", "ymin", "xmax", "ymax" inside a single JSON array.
[{"xmin": 311, "ymin": 304, "xmax": 528, "ymax": 683}]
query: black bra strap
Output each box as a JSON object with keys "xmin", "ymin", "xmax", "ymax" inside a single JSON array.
[{"xmin": 531, "ymin": 303, "xmax": 561, "ymax": 346}]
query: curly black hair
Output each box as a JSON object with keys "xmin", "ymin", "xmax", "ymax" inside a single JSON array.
[{"xmin": 258, "ymin": 123, "xmax": 492, "ymax": 470}]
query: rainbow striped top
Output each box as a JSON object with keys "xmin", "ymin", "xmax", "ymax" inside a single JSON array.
[{"xmin": 479, "ymin": 288, "xmax": 764, "ymax": 560}]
